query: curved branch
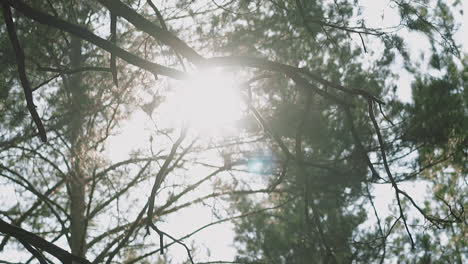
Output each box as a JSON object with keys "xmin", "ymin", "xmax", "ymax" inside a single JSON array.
[
  {"xmin": 2, "ymin": 3, "xmax": 47, "ymax": 142},
  {"xmin": 97, "ymin": 0, "xmax": 204, "ymax": 64},
  {"xmin": 0, "ymin": 219, "xmax": 91, "ymax": 264},
  {"xmin": 2, "ymin": 0, "xmax": 187, "ymax": 80}
]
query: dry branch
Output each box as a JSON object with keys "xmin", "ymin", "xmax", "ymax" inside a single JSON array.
[
  {"xmin": 0, "ymin": 219, "xmax": 91, "ymax": 264},
  {"xmin": 2, "ymin": 3, "xmax": 47, "ymax": 142}
]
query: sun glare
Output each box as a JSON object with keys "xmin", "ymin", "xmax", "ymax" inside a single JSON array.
[{"xmin": 162, "ymin": 68, "xmax": 244, "ymax": 136}]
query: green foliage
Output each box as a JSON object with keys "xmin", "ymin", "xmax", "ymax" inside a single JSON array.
[
  {"xmin": 402, "ymin": 57, "xmax": 467, "ymax": 166},
  {"xmin": 203, "ymin": 0, "xmax": 466, "ymax": 263},
  {"xmin": 0, "ymin": 0, "xmax": 466, "ymax": 263}
]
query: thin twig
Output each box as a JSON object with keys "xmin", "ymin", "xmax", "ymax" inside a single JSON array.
[
  {"xmin": 378, "ymin": 102, "xmax": 395, "ymax": 127},
  {"xmin": 365, "ymin": 184, "xmax": 387, "ymax": 263},
  {"xmin": 367, "ymin": 99, "xmax": 414, "ymax": 249},
  {"xmin": 32, "ymin": 73, "xmax": 60, "ymax": 92},
  {"xmin": 148, "ymin": 223, "xmax": 195, "ymax": 264},
  {"xmin": 359, "ymin": 32, "xmax": 367, "ymax": 53},
  {"xmin": 146, "ymin": 127, "xmax": 187, "ymax": 255},
  {"xmin": 18, "ymin": 239, "xmax": 47, "ymax": 264},
  {"xmin": 37, "ymin": 66, "xmax": 112, "ymax": 74}
]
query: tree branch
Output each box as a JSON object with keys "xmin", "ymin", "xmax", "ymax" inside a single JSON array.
[
  {"xmin": 2, "ymin": 3, "xmax": 47, "ymax": 142},
  {"xmin": 0, "ymin": 219, "xmax": 91, "ymax": 264}
]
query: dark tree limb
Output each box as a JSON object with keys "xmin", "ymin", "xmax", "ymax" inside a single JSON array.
[
  {"xmin": 146, "ymin": 0, "xmax": 187, "ymax": 71},
  {"xmin": 2, "ymin": 3, "xmax": 47, "ymax": 142},
  {"xmin": 2, "ymin": 0, "xmax": 187, "ymax": 80},
  {"xmin": 0, "ymin": 219, "xmax": 91, "ymax": 264},
  {"xmin": 0, "ymin": 179, "xmax": 66, "ymax": 251},
  {"xmin": 110, "ymin": 12, "xmax": 118, "ymax": 87},
  {"xmin": 4, "ymin": 0, "xmax": 382, "ymax": 110},
  {"xmin": 97, "ymin": 0, "xmax": 204, "ymax": 64}
]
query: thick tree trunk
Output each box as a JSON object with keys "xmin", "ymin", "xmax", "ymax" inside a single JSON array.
[{"xmin": 68, "ymin": 35, "xmax": 87, "ymax": 258}]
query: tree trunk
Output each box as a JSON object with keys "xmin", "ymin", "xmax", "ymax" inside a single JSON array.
[{"xmin": 68, "ymin": 35, "xmax": 87, "ymax": 258}]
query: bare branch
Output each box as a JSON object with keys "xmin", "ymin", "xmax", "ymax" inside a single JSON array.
[
  {"xmin": 3, "ymin": 0, "xmax": 187, "ymax": 80},
  {"xmin": 110, "ymin": 12, "xmax": 118, "ymax": 87},
  {"xmin": 2, "ymin": 3, "xmax": 47, "ymax": 142},
  {"xmin": 0, "ymin": 219, "xmax": 91, "ymax": 264},
  {"xmin": 367, "ymin": 99, "xmax": 414, "ymax": 248},
  {"xmin": 98, "ymin": 0, "xmax": 204, "ymax": 64}
]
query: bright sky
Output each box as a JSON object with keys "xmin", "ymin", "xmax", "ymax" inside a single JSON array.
[{"xmin": 104, "ymin": 68, "xmax": 246, "ymax": 262}]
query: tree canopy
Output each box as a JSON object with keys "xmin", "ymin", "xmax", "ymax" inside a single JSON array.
[{"xmin": 0, "ymin": 0, "xmax": 466, "ymax": 263}]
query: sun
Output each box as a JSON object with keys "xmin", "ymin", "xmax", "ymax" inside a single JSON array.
[
  {"xmin": 162, "ymin": 68, "xmax": 244, "ymax": 136},
  {"xmin": 107, "ymin": 68, "xmax": 244, "ymax": 162}
]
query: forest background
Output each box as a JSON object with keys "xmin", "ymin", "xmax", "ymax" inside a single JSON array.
[{"xmin": 0, "ymin": 0, "xmax": 466, "ymax": 263}]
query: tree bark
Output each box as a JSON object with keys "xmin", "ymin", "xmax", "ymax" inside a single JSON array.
[{"xmin": 68, "ymin": 35, "xmax": 87, "ymax": 258}]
